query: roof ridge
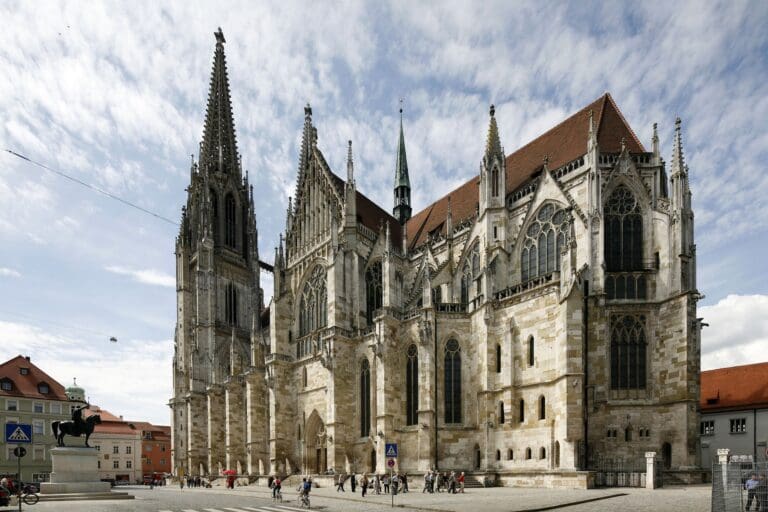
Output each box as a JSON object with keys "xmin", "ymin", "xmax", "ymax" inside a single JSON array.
[
  {"xmin": 702, "ymin": 361, "xmax": 768, "ymax": 373},
  {"xmin": 600, "ymin": 93, "xmax": 646, "ymax": 152},
  {"xmin": 503, "ymin": 93, "xmax": 607, "ymax": 161}
]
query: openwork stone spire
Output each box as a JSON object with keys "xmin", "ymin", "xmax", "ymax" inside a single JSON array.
[
  {"xmin": 671, "ymin": 117, "xmax": 685, "ymax": 176},
  {"xmin": 199, "ymin": 28, "xmax": 241, "ymax": 176},
  {"xmin": 484, "ymin": 104, "xmax": 503, "ymax": 163}
]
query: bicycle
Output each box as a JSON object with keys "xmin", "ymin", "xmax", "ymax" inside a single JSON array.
[
  {"xmin": 272, "ymin": 487, "xmax": 283, "ymax": 503},
  {"xmin": 298, "ymin": 490, "xmax": 310, "ymax": 509},
  {"xmin": 20, "ymin": 485, "xmax": 40, "ymax": 506}
]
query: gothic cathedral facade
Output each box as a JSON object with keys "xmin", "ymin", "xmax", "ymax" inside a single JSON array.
[{"xmin": 170, "ymin": 31, "xmax": 701, "ymax": 483}]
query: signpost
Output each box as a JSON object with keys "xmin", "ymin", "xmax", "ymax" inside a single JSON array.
[
  {"xmin": 5, "ymin": 423, "xmax": 31, "ymax": 512},
  {"xmin": 385, "ymin": 443, "xmax": 398, "ymax": 508}
]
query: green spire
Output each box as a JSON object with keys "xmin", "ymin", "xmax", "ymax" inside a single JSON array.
[
  {"xmin": 393, "ymin": 104, "xmax": 412, "ymax": 225},
  {"xmin": 395, "ymin": 107, "xmax": 410, "ymax": 188}
]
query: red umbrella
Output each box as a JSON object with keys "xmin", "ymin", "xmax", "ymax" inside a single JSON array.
[{"xmin": 222, "ymin": 469, "xmax": 236, "ymax": 476}]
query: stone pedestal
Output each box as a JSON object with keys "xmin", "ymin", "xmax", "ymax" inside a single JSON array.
[
  {"xmin": 645, "ymin": 452, "xmax": 657, "ymax": 489},
  {"xmin": 40, "ymin": 447, "xmax": 111, "ymax": 494}
]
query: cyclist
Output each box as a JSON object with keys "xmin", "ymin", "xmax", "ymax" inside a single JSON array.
[
  {"xmin": 299, "ymin": 477, "xmax": 311, "ymax": 507},
  {"xmin": 272, "ymin": 476, "xmax": 282, "ymax": 500}
]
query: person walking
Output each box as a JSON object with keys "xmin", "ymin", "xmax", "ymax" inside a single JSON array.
[
  {"xmin": 746, "ymin": 473, "xmax": 760, "ymax": 511},
  {"xmin": 423, "ymin": 471, "xmax": 430, "ymax": 493},
  {"xmin": 336, "ymin": 474, "xmax": 345, "ymax": 492},
  {"xmin": 391, "ymin": 473, "xmax": 400, "ymax": 495},
  {"xmin": 383, "ymin": 473, "xmax": 390, "ymax": 494},
  {"xmin": 374, "ymin": 474, "xmax": 381, "ymax": 494},
  {"xmin": 361, "ymin": 474, "xmax": 369, "ymax": 497},
  {"xmin": 458, "ymin": 472, "xmax": 465, "ymax": 493},
  {"xmin": 402, "ymin": 473, "xmax": 408, "ymax": 493},
  {"xmin": 448, "ymin": 471, "xmax": 457, "ymax": 494},
  {"xmin": 351, "ymin": 473, "xmax": 357, "ymax": 493}
]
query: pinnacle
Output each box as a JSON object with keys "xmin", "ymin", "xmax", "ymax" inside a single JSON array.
[{"xmin": 485, "ymin": 104, "xmax": 503, "ymax": 161}]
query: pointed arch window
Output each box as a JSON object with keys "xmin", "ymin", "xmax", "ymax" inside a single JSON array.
[
  {"xmin": 460, "ymin": 264, "xmax": 471, "ymax": 304},
  {"xmin": 521, "ymin": 204, "xmax": 568, "ymax": 282},
  {"xmin": 224, "ymin": 193, "xmax": 236, "ymax": 248},
  {"xmin": 491, "ymin": 166, "xmax": 500, "ymax": 197},
  {"xmin": 460, "ymin": 243, "xmax": 480, "ymax": 304},
  {"xmin": 528, "ymin": 336, "xmax": 535, "ymax": 367},
  {"xmin": 610, "ymin": 315, "xmax": 647, "ymax": 390},
  {"xmin": 605, "ymin": 185, "xmax": 643, "ymax": 271},
  {"xmin": 495, "ymin": 344, "xmax": 502, "ymax": 373},
  {"xmin": 498, "ymin": 401, "xmax": 505, "ymax": 424},
  {"xmin": 360, "ymin": 359, "xmax": 371, "ymax": 437},
  {"xmin": 406, "ymin": 344, "xmax": 419, "ymax": 426},
  {"xmin": 365, "ymin": 261, "xmax": 383, "ymax": 324},
  {"xmin": 444, "ymin": 339, "xmax": 462, "ymax": 424},
  {"xmin": 225, "ymin": 282, "xmax": 238, "ymax": 326},
  {"xmin": 298, "ymin": 266, "xmax": 327, "ymax": 337}
]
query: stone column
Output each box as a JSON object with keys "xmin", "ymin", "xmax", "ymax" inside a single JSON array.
[
  {"xmin": 645, "ymin": 451, "xmax": 657, "ymax": 490},
  {"xmin": 245, "ymin": 369, "xmax": 268, "ymax": 475},
  {"xmin": 207, "ymin": 385, "xmax": 226, "ymax": 474},
  {"xmin": 225, "ymin": 380, "xmax": 246, "ymax": 472}
]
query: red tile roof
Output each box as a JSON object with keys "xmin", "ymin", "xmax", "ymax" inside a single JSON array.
[
  {"xmin": 701, "ymin": 362, "xmax": 768, "ymax": 411},
  {"xmin": 0, "ymin": 355, "xmax": 69, "ymax": 401},
  {"xmin": 405, "ymin": 93, "xmax": 646, "ymax": 250}
]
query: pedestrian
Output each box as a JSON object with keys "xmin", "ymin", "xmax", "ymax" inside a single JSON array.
[
  {"xmin": 449, "ymin": 471, "xmax": 457, "ymax": 494},
  {"xmin": 375, "ymin": 474, "xmax": 381, "ymax": 494},
  {"xmin": 391, "ymin": 473, "xmax": 400, "ymax": 495},
  {"xmin": 383, "ymin": 473, "xmax": 390, "ymax": 494},
  {"xmin": 336, "ymin": 473, "xmax": 345, "ymax": 492},
  {"xmin": 746, "ymin": 473, "xmax": 760, "ymax": 511},
  {"xmin": 361, "ymin": 474, "xmax": 369, "ymax": 497},
  {"xmin": 459, "ymin": 471, "xmax": 465, "ymax": 493},
  {"xmin": 351, "ymin": 473, "xmax": 357, "ymax": 493},
  {"xmin": 179, "ymin": 477, "xmax": 184, "ymax": 490},
  {"xmin": 402, "ymin": 472, "xmax": 408, "ymax": 492}
]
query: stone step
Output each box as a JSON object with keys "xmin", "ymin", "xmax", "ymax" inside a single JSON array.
[{"xmin": 38, "ymin": 491, "xmax": 134, "ymax": 501}]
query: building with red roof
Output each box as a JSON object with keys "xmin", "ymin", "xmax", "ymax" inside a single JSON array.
[
  {"xmin": 699, "ymin": 362, "xmax": 768, "ymax": 467},
  {"xmin": 171, "ymin": 30, "xmax": 701, "ymax": 486},
  {"xmin": 0, "ymin": 355, "xmax": 73, "ymax": 482}
]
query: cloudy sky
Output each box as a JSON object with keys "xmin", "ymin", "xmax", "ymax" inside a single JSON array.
[{"xmin": 1, "ymin": 1, "xmax": 767, "ymax": 426}]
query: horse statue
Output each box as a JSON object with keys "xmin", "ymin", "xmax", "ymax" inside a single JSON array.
[{"xmin": 52, "ymin": 414, "xmax": 101, "ymax": 447}]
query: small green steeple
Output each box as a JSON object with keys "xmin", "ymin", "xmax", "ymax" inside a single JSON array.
[{"xmin": 393, "ymin": 104, "xmax": 412, "ymax": 224}]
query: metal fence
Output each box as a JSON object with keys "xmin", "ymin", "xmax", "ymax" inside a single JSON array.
[
  {"xmin": 589, "ymin": 456, "xmax": 661, "ymax": 488},
  {"xmin": 712, "ymin": 460, "xmax": 768, "ymax": 512}
]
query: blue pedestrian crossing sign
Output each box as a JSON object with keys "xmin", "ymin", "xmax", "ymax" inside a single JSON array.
[
  {"xmin": 5, "ymin": 423, "xmax": 32, "ymax": 443},
  {"xmin": 385, "ymin": 443, "xmax": 398, "ymax": 458}
]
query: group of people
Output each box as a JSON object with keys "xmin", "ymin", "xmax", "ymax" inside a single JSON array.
[
  {"xmin": 334, "ymin": 472, "xmax": 413, "ymax": 496},
  {"xmin": 745, "ymin": 473, "xmax": 768, "ymax": 511},
  {"xmin": 178, "ymin": 475, "xmax": 211, "ymax": 489},
  {"xmin": 422, "ymin": 470, "xmax": 465, "ymax": 494}
]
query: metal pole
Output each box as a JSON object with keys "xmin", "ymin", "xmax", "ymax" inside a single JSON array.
[
  {"xmin": 390, "ymin": 466, "xmax": 393, "ymax": 508},
  {"xmin": 17, "ymin": 453, "xmax": 21, "ymax": 512}
]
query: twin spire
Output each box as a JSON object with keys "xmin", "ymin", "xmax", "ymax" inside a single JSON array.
[
  {"xmin": 199, "ymin": 27, "xmax": 241, "ymax": 176},
  {"xmin": 393, "ymin": 105, "xmax": 412, "ymax": 225}
]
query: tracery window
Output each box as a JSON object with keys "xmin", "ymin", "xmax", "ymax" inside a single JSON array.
[
  {"xmin": 521, "ymin": 203, "xmax": 568, "ymax": 282},
  {"xmin": 605, "ymin": 185, "xmax": 643, "ymax": 271},
  {"xmin": 460, "ymin": 243, "xmax": 480, "ymax": 304},
  {"xmin": 460, "ymin": 264, "xmax": 471, "ymax": 304},
  {"xmin": 224, "ymin": 193, "xmax": 236, "ymax": 248},
  {"xmin": 298, "ymin": 266, "xmax": 327, "ymax": 337},
  {"xmin": 610, "ymin": 315, "xmax": 647, "ymax": 390},
  {"xmin": 225, "ymin": 282, "xmax": 238, "ymax": 326},
  {"xmin": 432, "ymin": 286, "xmax": 442, "ymax": 304},
  {"xmin": 406, "ymin": 344, "xmax": 419, "ymax": 426},
  {"xmin": 444, "ymin": 339, "xmax": 462, "ymax": 424},
  {"xmin": 360, "ymin": 359, "xmax": 371, "ymax": 437},
  {"xmin": 365, "ymin": 261, "xmax": 383, "ymax": 324}
]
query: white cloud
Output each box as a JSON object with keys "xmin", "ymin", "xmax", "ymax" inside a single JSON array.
[
  {"xmin": 0, "ymin": 320, "xmax": 172, "ymax": 425},
  {"xmin": 0, "ymin": 267, "xmax": 21, "ymax": 278},
  {"xmin": 700, "ymin": 294, "xmax": 768, "ymax": 370},
  {"xmin": 105, "ymin": 265, "xmax": 175, "ymax": 288}
]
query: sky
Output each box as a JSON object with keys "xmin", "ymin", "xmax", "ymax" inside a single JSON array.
[{"xmin": 1, "ymin": 1, "xmax": 767, "ymax": 426}]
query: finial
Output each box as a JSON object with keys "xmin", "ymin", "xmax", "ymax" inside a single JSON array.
[
  {"xmin": 675, "ymin": 116, "xmax": 682, "ymax": 129},
  {"xmin": 490, "ymin": 104, "xmax": 495, "ymax": 117},
  {"xmin": 73, "ymin": 377, "xmax": 77, "ymax": 386},
  {"xmin": 347, "ymin": 140, "xmax": 354, "ymax": 183},
  {"xmin": 399, "ymin": 97, "xmax": 404, "ymax": 116},
  {"xmin": 215, "ymin": 28, "xmax": 226, "ymax": 45},
  {"xmin": 305, "ymin": 103, "xmax": 312, "ymax": 118}
]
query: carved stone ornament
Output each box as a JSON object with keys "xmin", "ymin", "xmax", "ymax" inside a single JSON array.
[
  {"xmin": 320, "ymin": 339, "xmax": 334, "ymax": 370},
  {"xmin": 418, "ymin": 318, "xmax": 432, "ymax": 346},
  {"xmin": 370, "ymin": 333, "xmax": 384, "ymax": 359},
  {"xmin": 265, "ymin": 366, "xmax": 275, "ymax": 390}
]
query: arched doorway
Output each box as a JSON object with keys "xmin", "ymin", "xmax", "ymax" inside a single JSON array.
[
  {"xmin": 662, "ymin": 442, "xmax": 672, "ymax": 469},
  {"xmin": 305, "ymin": 411, "xmax": 327, "ymax": 474}
]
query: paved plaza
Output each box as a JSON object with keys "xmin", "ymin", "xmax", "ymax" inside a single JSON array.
[{"xmin": 0, "ymin": 483, "xmax": 713, "ymax": 512}]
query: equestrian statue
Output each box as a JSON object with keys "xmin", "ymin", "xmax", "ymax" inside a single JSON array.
[{"xmin": 52, "ymin": 403, "xmax": 101, "ymax": 447}]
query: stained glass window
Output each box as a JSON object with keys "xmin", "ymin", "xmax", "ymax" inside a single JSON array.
[
  {"xmin": 521, "ymin": 203, "xmax": 568, "ymax": 282},
  {"xmin": 444, "ymin": 339, "xmax": 462, "ymax": 424}
]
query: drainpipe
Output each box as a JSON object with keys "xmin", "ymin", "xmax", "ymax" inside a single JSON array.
[{"xmin": 582, "ymin": 279, "xmax": 590, "ymax": 470}]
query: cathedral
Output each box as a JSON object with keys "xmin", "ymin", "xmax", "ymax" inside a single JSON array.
[{"xmin": 170, "ymin": 30, "xmax": 702, "ymax": 485}]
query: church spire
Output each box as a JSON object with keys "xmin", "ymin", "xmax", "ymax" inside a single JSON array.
[
  {"xmin": 484, "ymin": 104, "xmax": 503, "ymax": 164},
  {"xmin": 199, "ymin": 28, "xmax": 240, "ymax": 176},
  {"xmin": 671, "ymin": 117, "xmax": 686, "ymax": 176},
  {"xmin": 393, "ymin": 101, "xmax": 412, "ymax": 225}
]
